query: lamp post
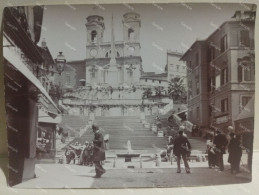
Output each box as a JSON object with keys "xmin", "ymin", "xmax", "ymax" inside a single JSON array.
[
  {"xmin": 49, "ymin": 52, "xmax": 66, "ymax": 103},
  {"xmin": 55, "ymin": 51, "xmax": 66, "ymax": 75}
]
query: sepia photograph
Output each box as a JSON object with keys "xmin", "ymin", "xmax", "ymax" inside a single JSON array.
[{"xmin": 1, "ymin": 2, "xmax": 256, "ymax": 188}]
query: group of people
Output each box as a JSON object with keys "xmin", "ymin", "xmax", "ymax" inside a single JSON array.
[
  {"xmin": 64, "ymin": 125, "xmax": 106, "ymax": 178},
  {"xmin": 66, "ymin": 141, "xmax": 94, "ymax": 166},
  {"xmin": 207, "ymin": 128, "xmax": 243, "ymax": 174},
  {"xmin": 167, "ymin": 126, "xmax": 243, "ymax": 175}
]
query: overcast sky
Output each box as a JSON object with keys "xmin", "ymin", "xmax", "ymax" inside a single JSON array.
[{"xmin": 40, "ymin": 3, "xmax": 251, "ymax": 73}]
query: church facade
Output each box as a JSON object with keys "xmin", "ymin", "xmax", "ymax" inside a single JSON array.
[{"xmin": 59, "ymin": 12, "xmax": 169, "ymax": 117}]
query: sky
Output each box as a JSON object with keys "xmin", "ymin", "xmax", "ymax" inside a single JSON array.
[{"xmin": 40, "ymin": 3, "xmax": 251, "ymax": 73}]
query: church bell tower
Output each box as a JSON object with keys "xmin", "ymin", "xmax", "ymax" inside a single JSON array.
[
  {"xmin": 122, "ymin": 12, "xmax": 141, "ymax": 43},
  {"xmin": 85, "ymin": 15, "xmax": 105, "ymax": 58}
]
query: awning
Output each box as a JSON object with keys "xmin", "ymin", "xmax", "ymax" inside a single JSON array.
[
  {"xmin": 3, "ymin": 46, "xmax": 60, "ymax": 113},
  {"xmin": 38, "ymin": 109, "xmax": 62, "ymax": 124},
  {"xmin": 235, "ymin": 96, "xmax": 254, "ymax": 121}
]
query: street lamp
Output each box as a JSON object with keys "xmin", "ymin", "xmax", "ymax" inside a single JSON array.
[{"xmin": 55, "ymin": 52, "xmax": 66, "ymax": 75}]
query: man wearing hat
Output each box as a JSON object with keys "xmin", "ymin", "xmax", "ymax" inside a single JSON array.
[
  {"xmin": 213, "ymin": 129, "xmax": 228, "ymax": 172},
  {"xmin": 173, "ymin": 130, "xmax": 191, "ymax": 173},
  {"xmin": 92, "ymin": 125, "xmax": 106, "ymax": 178}
]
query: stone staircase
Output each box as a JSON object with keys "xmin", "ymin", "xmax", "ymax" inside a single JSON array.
[
  {"xmin": 157, "ymin": 113, "xmax": 207, "ymax": 153},
  {"xmin": 60, "ymin": 114, "xmax": 206, "ymax": 154},
  {"xmin": 70, "ymin": 115, "xmax": 167, "ymax": 152}
]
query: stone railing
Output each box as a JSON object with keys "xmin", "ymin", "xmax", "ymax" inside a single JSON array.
[{"xmin": 62, "ymin": 98, "xmax": 143, "ymax": 106}]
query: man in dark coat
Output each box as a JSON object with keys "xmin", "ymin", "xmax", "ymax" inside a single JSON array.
[
  {"xmin": 92, "ymin": 125, "xmax": 106, "ymax": 178},
  {"xmin": 173, "ymin": 130, "xmax": 191, "ymax": 173},
  {"xmin": 228, "ymin": 133, "xmax": 242, "ymax": 174},
  {"xmin": 213, "ymin": 130, "xmax": 228, "ymax": 171}
]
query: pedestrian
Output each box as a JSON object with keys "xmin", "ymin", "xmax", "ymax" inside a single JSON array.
[
  {"xmin": 206, "ymin": 136, "xmax": 217, "ymax": 168},
  {"xmin": 92, "ymin": 125, "xmax": 106, "ymax": 178},
  {"xmin": 213, "ymin": 130, "xmax": 228, "ymax": 172},
  {"xmin": 173, "ymin": 130, "xmax": 191, "ymax": 173},
  {"xmin": 228, "ymin": 133, "xmax": 242, "ymax": 174}
]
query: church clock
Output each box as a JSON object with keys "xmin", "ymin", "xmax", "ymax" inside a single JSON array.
[
  {"xmin": 128, "ymin": 46, "xmax": 135, "ymax": 55},
  {"xmin": 90, "ymin": 49, "xmax": 98, "ymax": 57}
]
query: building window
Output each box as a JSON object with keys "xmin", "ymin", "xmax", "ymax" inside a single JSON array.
[
  {"xmin": 195, "ymin": 70, "xmax": 199, "ymax": 95},
  {"xmin": 128, "ymin": 28, "xmax": 134, "ymax": 41},
  {"xmin": 197, "ymin": 107, "xmax": 200, "ymax": 121},
  {"xmin": 210, "ymin": 47, "xmax": 215, "ymax": 61},
  {"xmin": 238, "ymin": 63, "xmax": 255, "ymax": 82},
  {"xmin": 209, "ymin": 105, "xmax": 212, "ymax": 117},
  {"xmin": 145, "ymin": 79, "xmax": 147, "ymax": 82},
  {"xmin": 91, "ymin": 30, "xmax": 97, "ymax": 42},
  {"xmin": 221, "ymin": 98, "xmax": 228, "ymax": 113},
  {"xmin": 196, "ymin": 53, "xmax": 199, "ymax": 66},
  {"xmin": 241, "ymin": 96, "xmax": 252, "ymax": 108},
  {"xmin": 215, "ymin": 74, "xmax": 220, "ymax": 89},
  {"xmin": 188, "ymin": 79, "xmax": 192, "ymax": 99},
  {"xmin": 240, "ymin": 30, "xmax": 250, "ymax": 47},
  {"xmin": 220, "ymin": 35, "xmax": 227, "ymax": 53},
  {"xmin": 220, "ymin": 67, "xmax": 228, "ymax": 86},
  {"xmin": 196, "ymin": 82, "xmax": 200, "ymax": 95},
  {"xmin": 189, "ymin": 110, "xmax": 192, "ymax": 121}
]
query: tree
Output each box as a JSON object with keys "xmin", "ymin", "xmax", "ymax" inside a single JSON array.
[
  {"xmin": 168, "ymin": 77, "xmax": 187, "ymax": 103},
  {"xmin": 154, "ymin": 86, "xmax": 164, "ymax": 98},
  {"xmin": 142, "ymin": 88, "xmax": 152, "ymax": 99}
]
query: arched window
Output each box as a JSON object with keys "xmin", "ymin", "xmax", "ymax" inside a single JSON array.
[
  {"xmin": 128, "ymin": 28, "xmax": 134, "ymax": 41},
  {"xmin": 105, "ymin": 50, "xmax": 120, "ymax": 57},
  {"xmin": 91, "ymin": 30, "xmax": 97, "ymax": 42}
]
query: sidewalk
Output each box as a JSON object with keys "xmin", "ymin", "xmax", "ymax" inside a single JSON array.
[{"xmin": 13, "ymin": 158, "xmax": 251, "ymax": 189}]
